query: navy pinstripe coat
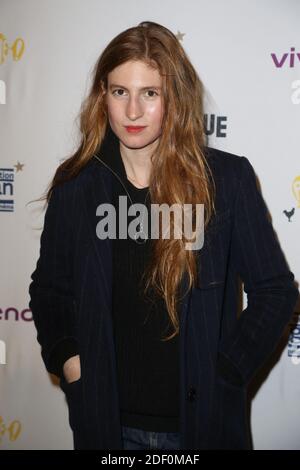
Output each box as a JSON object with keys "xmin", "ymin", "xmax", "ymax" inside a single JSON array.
[{"xmin": 29, "ymin": 139, "xmax": 299, "ymax": 450}]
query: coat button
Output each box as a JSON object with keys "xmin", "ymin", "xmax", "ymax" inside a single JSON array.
[{"xmin": 187, "ymin": 386, "xmax": 197, "ymax": 402}]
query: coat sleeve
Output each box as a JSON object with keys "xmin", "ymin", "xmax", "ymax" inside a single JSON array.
[
  {"xmin": 29, "ymin": 182, "xmax": 79, "ymax": 378},
  {"xmin": 217, "ymin": 156, "xmax": 299, "ymax": 387}
]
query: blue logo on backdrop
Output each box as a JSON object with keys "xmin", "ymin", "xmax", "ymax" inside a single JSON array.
[
  {"xmin": 288, "ymin": 312, "xmax": 300, "ymax": 364},
  {"xmin": 0, "ymin": 168, "xmax": 14, "ymax": 212}
]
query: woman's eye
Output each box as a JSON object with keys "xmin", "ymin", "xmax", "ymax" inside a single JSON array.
[
  {"xmin": 112, "ymin": 89, "xmax": 125, "ymax": 96},
  {"xmin": 146, "ymin": 90, "xmax": 158, "ymax": 97},
  {"xmin": 112, "ymin": 89, "xmax": 158, "ymax": 97}
]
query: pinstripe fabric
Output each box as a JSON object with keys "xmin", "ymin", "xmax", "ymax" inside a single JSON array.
[{"xmin": 29, "ymin": 146, "xmax": 299, "ymax": 449}]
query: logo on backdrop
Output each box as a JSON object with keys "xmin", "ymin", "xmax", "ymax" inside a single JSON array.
[
  {"xmin": 0, "ymin": 340, "xmax": 6, "ymax": 365},
  {"xmin": 0, "ymin": 307, "xmax": 32, "ymax": 322},
  {"xmin": 282, "ymin": 175, "xmax": 300, "ymax": 222},
  {"xmin": 271, "ymin": 47, "xmax": 300, "ymax": 68},
  {"xmin": 270, "ymin": 47, "xmax": 300, "ymax": 104},
  {"xmin": 0, "ymin": 79, "xmax": 5, "ymax": 104},
  {"xmin": 0, "ymin": 416, "xmax": 22, "ymax": 444},
  {"xmin": 204, "ymin": 114, "xmax": 227, "ymax": 138},
  {"xmin": 0, "ymin": 162, "xmax": 25, "ymax": 212},
  {"xmin": 0, "ymin": 33, "xmax": 25, "ymax": 64},
  {"xmin": 288, "ymin": 312, "xmax": 300, "ymax": 365}
]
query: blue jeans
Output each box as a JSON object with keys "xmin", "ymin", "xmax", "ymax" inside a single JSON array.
[{"xmin": 121, "ymin": 425, "xmax": 181, "ymax": 450}]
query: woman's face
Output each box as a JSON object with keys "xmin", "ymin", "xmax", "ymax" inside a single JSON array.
[{"xmin": 104, "ymin": 60, "xmax": 164, "ymax": 151}]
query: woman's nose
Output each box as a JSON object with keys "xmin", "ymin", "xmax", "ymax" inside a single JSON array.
[{"xmin": 126, "ymin": 96, "xmax": 143, "ymax": 120}]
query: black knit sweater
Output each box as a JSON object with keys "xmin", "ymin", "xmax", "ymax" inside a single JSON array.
[{"xmin": 112, "ymin": 175, "xmax": 180, "ymax": 432}]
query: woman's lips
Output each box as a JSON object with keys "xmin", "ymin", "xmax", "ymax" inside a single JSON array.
[{"xmin": 125, "ymin": 126, "xmax": 146, "ymax": 134}]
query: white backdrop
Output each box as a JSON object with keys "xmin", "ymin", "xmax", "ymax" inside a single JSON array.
[{"xmin": 0, "ymin": 0, "xmax": 299, "ymax": 450}]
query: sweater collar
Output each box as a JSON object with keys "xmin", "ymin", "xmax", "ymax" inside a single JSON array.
[{"xmin": 93, "ymin": 124, "xmax": 129, "ymax": 186}]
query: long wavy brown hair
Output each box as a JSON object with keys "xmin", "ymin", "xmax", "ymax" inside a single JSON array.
[{"xmin": 34, "ymin": 21, "xmax": 216, "ymax": 341}]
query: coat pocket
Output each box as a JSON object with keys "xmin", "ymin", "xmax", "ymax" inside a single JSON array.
[
  {"xmin": 207, "ymin": 374, "xmax": 249, "ymax": 449},
  {"xmin": 60, "ymin": 375, "xmax": 83, "ymax": 432}
]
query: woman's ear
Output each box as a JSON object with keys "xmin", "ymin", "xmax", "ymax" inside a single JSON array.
[{"xmin": 100, "ymin": 80, "xmax": 107, "ymax": 95}]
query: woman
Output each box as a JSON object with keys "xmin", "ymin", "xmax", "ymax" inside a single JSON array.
[{"xmin": 28, "ymin": 21, "xmax": 298, "ymax": 450}]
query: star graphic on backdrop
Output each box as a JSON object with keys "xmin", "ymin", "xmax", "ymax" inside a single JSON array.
[
  {"xmin": 14, "ymin": 161, "xmax": 25, "ymax": 172},
  {"xmin": 176, "ymin": 31, "xmax": 186, "ymax": 41}
]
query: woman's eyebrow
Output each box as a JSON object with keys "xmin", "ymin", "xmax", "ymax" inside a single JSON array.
[{"xmin": 109, "ymin": 84, "xmax": 162, "ymax": 90}]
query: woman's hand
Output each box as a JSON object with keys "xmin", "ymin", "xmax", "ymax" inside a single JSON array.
[{"xmin": 63, "ymin": 355, "xmax": 81, "ymax": 384}]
